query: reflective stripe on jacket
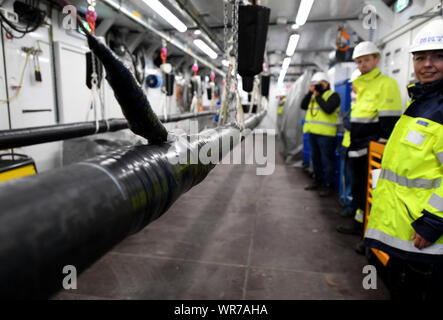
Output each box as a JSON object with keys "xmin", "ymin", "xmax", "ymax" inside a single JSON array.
[
  {"xmin": 303, "ymin": 90, "xmax": 339, "ymax": 137},
  {"xmin": 364, "ymin": 78, "xmax": 443, "ymax": 264}
]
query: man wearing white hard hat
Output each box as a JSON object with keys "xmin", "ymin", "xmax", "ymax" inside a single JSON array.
[
  {"xmin": 364, "ymin": 19, "xmax": 443, "ymax": 301},
  {"xmin": 337, "ymin": 41, "xmax": 402, "ymax": 237},
  {"xmin": 301, "ymin": 71, "xmax": 341, "ymax": 197}
]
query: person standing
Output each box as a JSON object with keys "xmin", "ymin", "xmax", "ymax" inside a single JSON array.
[
  {"xmin": 337, "ymin": 41, "xmax": 402, "ymax": 235},
  {"xmin": 339, "ymin": 69, "xmax": 361, "ymax": 217},
  {"xmin": 277, "ymin": 95, "xmax": 286, "ymax": 133},
  {"xmin": 301, "ymin": 72, "xmax": 341, "ymax": 197},
  {"xmin": 364, "ymin": 19, "xmax": 443, "ymax": 301}
]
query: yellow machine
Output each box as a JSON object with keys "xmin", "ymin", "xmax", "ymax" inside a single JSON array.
[{"xmin": 0, "ymin": 153, "xmax": 37, "ymax": 183}]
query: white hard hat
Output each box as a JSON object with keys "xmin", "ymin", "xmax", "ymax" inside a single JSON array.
[
  {"xmin": 350, "ymin": 69, "xmax": 361, "ymax": 82},
  {"xmin": 352, "ymin": 41, "xmax": 380, "ymax": 59},
  {"xmin": 410, "ymin": 19, "xmax": 443, "ymax": 53},
  {"xmin": 311, "ymin": 72, "xmax": 329, "ymax": 83}
]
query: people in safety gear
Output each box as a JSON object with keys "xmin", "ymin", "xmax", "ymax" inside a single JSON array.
[
  {"xmin": 301, "ymin": 71, "xmax": 341, "ymax": 197},
  {"xmin": 277, "ymin": 95, "xmax": 286, "ymax": 132},
  {"xmin": 339, "ymin": 69, "xmax": 361, "ymax": 219},
  {"xmin": 337, "ymin": 41, "xmax": 402, "ymax": 237},
  {"xmin": 364, "ymin": 18, "xmax": 443, "ymax": 301}
]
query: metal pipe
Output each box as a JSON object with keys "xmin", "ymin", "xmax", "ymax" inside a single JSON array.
[
  {"xmin": 0, "ymin": 111, "xmax": 266, "ymax": 299},
  {"xmin": 167, "ymin": 16, "xmax": 360, "ymax": 31},
  {"xmin": 0, "ymin": 111, "xmax": 218, "ymax": 149}
]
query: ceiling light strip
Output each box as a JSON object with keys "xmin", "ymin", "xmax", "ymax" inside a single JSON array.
[
  {"xmin": 286, "ymin": 34, "xmax": 300, "ymax": 56},
  {"xmin": 100, "ymin": 0, "xmax": 225, "ymax": 76},
  {"xmin": 193, "ymin": 39, "xmax": 218, "ymax": 59},
  {"xmin": 142, "ymin": 0, "xmax": 187, "ymax": 33},
  {"xmin": 295, "ymin": 0, "xmax": 315, "ymax": 26}
]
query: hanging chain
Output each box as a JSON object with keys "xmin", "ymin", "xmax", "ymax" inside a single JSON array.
[
  {"xmin": 91, "ymin": 53, "xmax": 98, "ymax": 86},
  {"xmin": 89, "ymin": 0, "xmax": 98, "ymax": 89},
  {"xmin": 232, "ymin": 0, "xmax": 239, "ymax": 91},
  {"xmin": 223, "ymin": 0, "xmax": 229, "ymax": 59}
]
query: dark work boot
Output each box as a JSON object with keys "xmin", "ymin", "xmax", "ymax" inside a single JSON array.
[
  {"xmin": 340, "ymin": 208, "xmax": 355, "ymax": 218},
  {"xmin": 336, "ymin": 220, "xmax": 363, "ymax": 236},
  {"xmin": 355, "ymin": 239, "xmax": 365, "ymax": 255},
  {"xmin": 304, "ymin": 180, "xmax": 321, "ymax": 191},
  {"xmin": 319, "ymin": 184, "xmax": 334, "ymax": 197}
]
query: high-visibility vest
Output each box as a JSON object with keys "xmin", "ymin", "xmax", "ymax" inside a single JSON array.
[
  {"xmin": 277, "ymin": 98, "xmax": 286, "ymax": 115},
  {"xmin": 349, "ymin": 68, "xmax": 402, "ymax": 158},
  {"xmin": 303, "ymin": 90, "xmax": 339, "ymax": 137},
  {"xmin": 364, "ymin": 79, "xmax": 443, "ymax": 263}
]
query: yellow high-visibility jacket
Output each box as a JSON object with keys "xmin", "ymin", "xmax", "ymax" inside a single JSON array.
[
  {"xmin": 364, "ymin": 79, "xmax": 443, "ymax": 263},
  {"xmin": 303, "ymin": 90, "xmax": 340, "ymax": 137},
  {"xmin": 348, "ymin": 68, "xmax": 402, "ymax": 158}
]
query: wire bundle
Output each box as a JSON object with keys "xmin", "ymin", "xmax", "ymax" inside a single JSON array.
[{"xmin": 0, "ymin": 0, "xmax": 45, "ymax": 39}]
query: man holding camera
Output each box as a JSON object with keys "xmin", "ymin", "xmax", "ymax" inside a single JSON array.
[{"xmin": 301, "ymin": 72, "xmax": 341, "ymax": 197}]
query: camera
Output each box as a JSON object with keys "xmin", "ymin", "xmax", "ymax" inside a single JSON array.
[{"xmin": 314, "ymin": 83, "xmax": 323, "ymax": 92}]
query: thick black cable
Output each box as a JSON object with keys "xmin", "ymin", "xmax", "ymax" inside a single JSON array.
[{"xmin": 0, "ymin": 111, "xmax": 266, "ymax": 299}]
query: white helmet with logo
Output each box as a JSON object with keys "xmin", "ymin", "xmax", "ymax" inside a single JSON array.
[
  {"xmin": 352, "ymin": 41, "xmax": 380, "ymax": 59},
  {"xmin": 410, "ymin": 19, "xmax": 443, "ymax": 53},
  {"xmin": 311, "ymin": 72, "xmax": 329, "ymax": 84}
]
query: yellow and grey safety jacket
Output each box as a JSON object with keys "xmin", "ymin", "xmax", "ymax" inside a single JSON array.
[
  {"xmin": 348, "ymin": 68, "xmax": 402, "ymax": 158},
  {"xmin": 364, "ymin": 78, "xmax": 443, "ymax": 263},
  {"xmin": 301, "ymin": 89, "xmax": 341, "ymax": 137}
]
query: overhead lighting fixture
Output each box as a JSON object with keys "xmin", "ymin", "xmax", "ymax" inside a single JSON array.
[
  {"xmin": 286, "ymin": 34, "xmax": 300, "ymax": 56},
  {"xmin": 281, "ymin": 57, "xmax": 291, "ymax": 71},
  {"xmin": 278, "ymin": 69, "xmax": 287, "ymax": 87},
  {"xmin": 278, "ymin": 57, "xmax": 291, "ymax": 86},
  {"xmin": 142, "ymin": 0, "xmax": 187, "ymax": 32},
  {"xmin": 221, "ymin": 59, "xmax": 230, "ymax": 67},
  {"xmin": 291, "ymin": 24, "xmax": 300, "ymax": 30},
  {"xmin": 194, "ymin": 29, "xmax": 202, "ymax": 35},
  {"xmin": 194, "ymin": 39, "xmax": 218, "ymax": 59},
  {"xmin": 295, "ymin": 0, "xmax": 314, "ymax": 26}
]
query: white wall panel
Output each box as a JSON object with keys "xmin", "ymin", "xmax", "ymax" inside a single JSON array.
[
  {"xmin": 380, "ymin": 31, "xmax": 411, "ymax": 110},
  {"xmin": 103, "ymin": 80, "xmax": 124, "ymax": 119},
  {"xmin": 4, "ymin": 26, "xmax": 56, "ymax": 128},
  {"xmin": 2, "ymin": 22, "xmax": 62, "ymax": 172},
  {"xmin": 0, "ymin": 28, "xmax": 9, "ymax": 132},
  {"xmin": 54, "ymin": 41, "xmax": 92, "ymax": 123}
]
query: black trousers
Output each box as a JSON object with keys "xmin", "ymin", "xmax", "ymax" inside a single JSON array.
[
  {"xmin": 388, "ymin": 257, "xmax": 443, "ymax": 301},
  {"xmin": 348, "ymin": 155, "xmax": 368, "ymax": 215}
]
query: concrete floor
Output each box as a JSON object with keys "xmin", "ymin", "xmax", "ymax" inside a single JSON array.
[{"xmin": 52, "ymin": 136, "xmax": 390, "ymax": 300}]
